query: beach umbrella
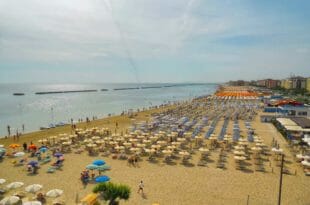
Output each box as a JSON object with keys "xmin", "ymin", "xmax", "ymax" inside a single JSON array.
[
  {"xmin": 54, "ymin": 153, "xmax": 63, "ymax": 158},
  {"xmin": 271, "ymin": 148, "xmax": 283, "ymax": 153},
  {"xmin": 25, "ymin": 184, "xmax": 43, "ymax": 193},
  {"xmin": 0, "ymin": 178, "xmax": 6, "ymax": 184},
  {"xmin": 39, "ymin": 147, "xmax": 48, "ymax": 153},
  {"xmin": 162, "ymin": 150, "xmax": 172, "ymax": 155},
  {"xmin": 95, "ymin": 140, "xmax": 105, "ymax": 144},
  {"xmin": 130, "ymin": 147, "xmax": 140, "ymax": 152},
  {"xmin": 144, "ymin": 149, "xmax": 156, "ymax": 153},
  {"xmin": 177, "ymin": 138, "xmax": 186, "ymax": 142},
  {"xmin": 93, "ymin": 159, "xmax": 105, "ymax": 166},
  {"xmin": 234, "ymin": 156, "xmax": 246, "ymax": 161},
  {"xmin": 0, "ymin": 144, "xmax": 4, "ymax": 148},
  {"xmin": 28, "ymin": 145, "xmax": 37, "ymax": 150},
  {"xmin": 123, "ymin": 142, "xmax": 132, "ymax": 147},
  {"xmin": 296, "ymin": 154, "xmax": 310, "ymax": 160},
  {"xmin": 28, "ymin": 161, "xmax": 38, "ymax": 167},
  {"xmin": 62, "ymin": 141, "xmax": 71, "ymax": 146},
  {"xmin": 157, "ymin": 141, "xmax": 166, "ymax": 145},
  {"xmin": 251, "ymin": 147, "xmax": 262, "ymax": 152},
  {"xmin": 198, "ymin": 148, "xmax": 209, "ymax": 153},
  {"xmin": 115, "ymin": 146, "xmax": 125, "ymax": 150},
  {"xmin": 233, "ymin": 151, "xmax": 245, "ymax": 156},
  {"xmin": 137, "ymin": 143, "xmax": 146, "ymax": 148},
  {"xmin": 301, "ymin": 160, "xmax": 310, "ymax": 167},
  {"xmin": 95, "ymin": 175, "xmax": 110, "ymax": 183},
  {"xmin": 91, "ymin": 136, "xmax": 100, "ymax": 140},
  {"xmin": 86, "ymin": 143, "xmax": 97, "ymax": 148},
  {"xmin": 9, "ymin": 144, "xmax": 20, "ymax": 149},
  {"xmin": 179, "ymin": 151, "xmax": 190, "ymax": 156},
  {"xmin": 0, "ymin": 196, "xmax": 20, "ymax": 205},
  {"xmin": 23, "ymin": 201, "xmax": 42, "ymax": 205},
  {"xmin": 97, "ymin": 165, "xmax": 111, "ymax": 171},
  {"xmin": 6, "ymin": 182, "xmax": 24, "ymax": 189},
  {"xmin": 13, "ymin": 152, "xmax": 25, "ymax": 157},
  {"xmin": 0, "ymin": 148, "xmax": 6, "ymax": 154},
  {"xmin": 171, "ymin": 142, "xmax": 181, "ymax": 146},
  {"xmin": 46, "ymin": 189, "xmax": 63, "ymax": 198},
  {"xmin": 86, "ymin": 164, "xmax": 98, "ymax": 170}
]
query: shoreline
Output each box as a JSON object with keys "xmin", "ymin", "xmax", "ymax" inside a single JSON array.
[{"xmin": 0, "ymin": 104, "xmax": 175, "ymax": 145}]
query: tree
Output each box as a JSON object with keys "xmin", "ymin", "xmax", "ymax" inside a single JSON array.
[{"xmin": 93, "ymin": 182, "xmax": 131, "ymax": 205}]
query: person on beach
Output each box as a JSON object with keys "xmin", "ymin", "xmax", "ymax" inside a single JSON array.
[
  {"xmin": 137, "ymin": 180, "xmax": 144, "ymax": 194},
  {"xmin": 7, "ymin": 125, "xmax": 11, "ymax": 137},
  {"xmin": 23, "ymin": 142, "xmax": 27, "ymax": 152}
]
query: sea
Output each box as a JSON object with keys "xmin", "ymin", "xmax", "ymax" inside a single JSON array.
[{"xmin": 0, "ymin": 83, "xmax": 217, "ymax": 137}]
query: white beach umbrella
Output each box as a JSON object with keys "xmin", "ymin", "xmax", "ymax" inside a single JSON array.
[
  {"xmin": 0, "ymin": 178, "xmax": 6, "ymax": 184},
  {"xmin": 144, "ymin": 149, "xmax": 156, "ymax": 153},
  {"xmin": 25, "ymin": 184, "xmax": 43, "ymax": 193},
  {"xmin": 179, "ymin": 151, "xmax": 190, "ymax": 156},
  {"xmin": 6, "ymin": 182, "xmax": 24, "ymax": 189},
  {"xmin": 0, "ymin": 196, "xmax": 20, "ymax": 205},
  {"xmin": 251, "ymin": 147, "xmax": 262, "ymax": 152},
  {"xmin": 13, "ymin": 152, "xmax": 25, "ymax": 157},
  {"xmin": 296, "ymin": 154, "xmax": 310, "ymax": 160},
  {"xmin": 301, "ymin": 160, "xmax": 310, "ymax": 167},
  {"xmin": 162, "ymin": 150, "xmax": 172, "ymax": 155},
  {"xmin": 46, "ymin": 189, "xmax": 63, "ymax": 198},
  {"xmin": 233, "ymin": 151, "xmax": 245, "ymax": 156},
  {"xmin": 177, "ymin": 138, "xmax": 186, "ymax": 142},
  {"xmin": 234, "ymin": 156, "xmax": 246, "ymax": 161},
  {"xmin": 0, "ymin": 144, "xmax": 4, "ymax": 148},
  {"xmin": 198, "ymin": 148, "xmax": 209, "ymax": 153},
  {"xmin": 23, "ymin": 201, "xmax": 42, "ymax": 205}
]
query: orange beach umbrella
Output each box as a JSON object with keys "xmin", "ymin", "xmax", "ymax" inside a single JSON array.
[{"xmin": 9, "ymin": 144, "xmax": 21, "ymax": 149}]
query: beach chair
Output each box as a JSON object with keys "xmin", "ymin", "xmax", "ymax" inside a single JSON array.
[
  {"xmin": 47, "ymin": 167, "xmax": 56, "ymax": 173},
  {"xmin": 40, "ymin": 156, "xmax": 52, "ymax": 164}
]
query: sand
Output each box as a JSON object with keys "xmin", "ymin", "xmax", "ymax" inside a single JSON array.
[{"xmin": 0, "ymin": 104, "xmax": 310, "ymax": 205}]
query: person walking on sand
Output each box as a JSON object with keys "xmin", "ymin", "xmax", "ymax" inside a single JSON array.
[
  {"xmin": 137, "ymin": 180, "xmax": 144, "ymax": 194},
  {"xmin": 7, "ymin": 125, "xmax": 11, "ymax": 137}
]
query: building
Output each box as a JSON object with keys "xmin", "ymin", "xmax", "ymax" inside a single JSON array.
[
  {"xmin": 278, "ymin": 105, "xmax": 310, "ymax": 118},
  {"xmin": 307, "ymin": 77, "xmax": 310, "ymax": 92},
  {"xmin": 265, "ymin": 79, "xmax": 280, "ymax": 89},
  {"xmin": 281, "ymin": 79, "xmax": 292, "ymax": 89},
  {"xmin": 290, "ymin": 76, "xmax": 306, "ymax": 89}
]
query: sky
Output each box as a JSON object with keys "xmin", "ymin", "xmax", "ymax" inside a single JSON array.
[{"xmin": 0, "ymin": 0, "xmax": 309, "ymax": 83}]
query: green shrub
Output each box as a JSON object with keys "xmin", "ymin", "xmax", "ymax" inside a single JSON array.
[{"xmin": 93, "ymin": 182, "xmax": 131, "ymax": 205}]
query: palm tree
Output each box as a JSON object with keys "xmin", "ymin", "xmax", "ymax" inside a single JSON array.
[{"xmin": 93, "ymin": 182, "xmax": 131, "ymax": 205}]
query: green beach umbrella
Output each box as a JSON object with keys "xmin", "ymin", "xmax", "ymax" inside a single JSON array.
[
  {"xmin": 86, "ymin": 164, "xmax": 98, "ymax": 170},
  {"xmin": 97, "ymin": 165, "xmax": 111, "ymax": 171}
]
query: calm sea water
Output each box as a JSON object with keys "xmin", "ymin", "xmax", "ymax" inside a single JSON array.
[{"xmin": 0, "ymin": 83, "xmax": 217, "ymax": 137}]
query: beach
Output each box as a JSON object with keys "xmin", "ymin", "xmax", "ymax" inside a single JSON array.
[{"xmin": 0, "ymin": 96, "xmax": 310, "ymax": 205}]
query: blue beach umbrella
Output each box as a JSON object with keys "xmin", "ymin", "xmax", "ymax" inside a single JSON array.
[
  {"xmin": 86, "ymin": 164, "xmax": 98, "ymax": 170},
  {"xmin": 39, "ymin": 147, "xmax": 48, "ymax": 153},
  {"xmin": 28, "ymin": 161, "xmax": 38, "ymax": 167},
  {"xmin": 54, "ymin": 153, "xmax": 63, "ymax": 158},
  {"xmin": 92, "ymin": 159, "xmax": 105, "ymax": 166},
  {"xmin": 95, "ymin": 176, "xmax": 110, "ymax": 183}
]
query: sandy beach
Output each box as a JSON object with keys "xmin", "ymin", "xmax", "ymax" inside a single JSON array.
[{"xmin": 0, "ymin": 99, "xmax": 309, "ymax": 205}]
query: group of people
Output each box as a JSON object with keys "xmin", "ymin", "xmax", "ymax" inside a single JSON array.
[{"xmin": 6, "ymin": 124, "xmax": 25, "ymax": 141}]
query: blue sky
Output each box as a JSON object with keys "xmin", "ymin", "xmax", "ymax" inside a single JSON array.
[{"xmin": 0, "ymin": 0, "xmax": 309, "ymax": 83}]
